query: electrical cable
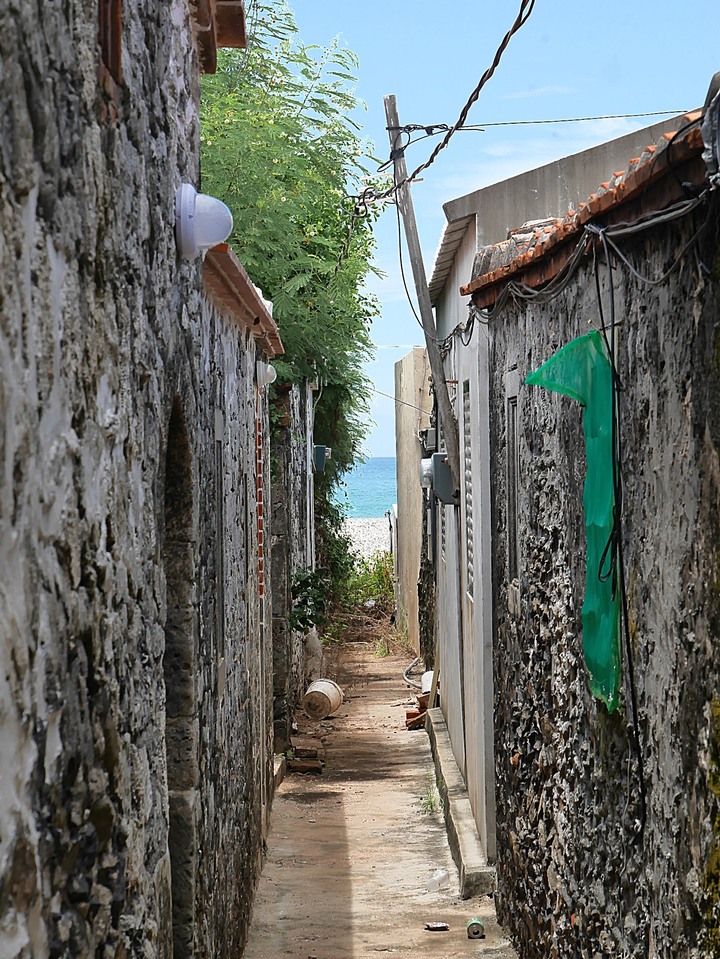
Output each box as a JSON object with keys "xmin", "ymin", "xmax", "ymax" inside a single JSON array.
[
  {"xmin": 458, "ymin": 310, "xmax": 476, "ymax": 346},
  {"xmin": 459, "ymin": 110, "xmax": 687, "ymax": 129},
  {"xmin": 375, "ymin": 0, "xmax": 537, "ymax": 203},
  {"xmin": 416, "ymin": 350, "xmax": 430, "ymax": 440},
  {"xmin": 401, "ymin": 0, "xmax": 536, "ymax": 188},
  {"xmin": 358, "ymin": 107, "xmax": 697, "ymax": 311},
  {"xmin": 455, "ymin": 186, "xmax": 714, "ymax": 341},
  {"xmin": 600, "ymin": 200, "xmax": 710, "ymax": 288},
  {"xmin": 394, "ymin": 173, "xmax": 421, "ymax": 328},
  {"xmin": 341, "ymin": 29, "xmax": 682, "ymax": 273},
  {"xmin": 600, "ymin": 194, "xmax": 705, "ymax": 239},
  {"xmin": 391, "ymin": 136, "xmax": 440, "ymax": 340},
  {"xmin": 403, "ymin": 657, "xmax": 423, "ymax": 689},
  {"xmin": 592, "ymin": 227, "xmax": 647, "ymax": 841},
  {"xmin": 384, "ymin": 110, "xmax": 687, "ymax": 154},
  {"xmin": 370, "ymin": 385, "xmax": 430, "ymax": 415}
]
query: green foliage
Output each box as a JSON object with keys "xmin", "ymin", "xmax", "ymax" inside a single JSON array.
[
  {"xmin": 313, "ymin": 481, "xmax": 355, "ymax": 607},
  {"xmin": 315, "ymin": 514, "xmax": 401, "ymax": 653},
  {"xmin": 200, "ymin": 2, "xmax": 382, "ymax": 481},
  {"xmin": 342, "ymin": 550, "xmax": 395, "ymax": 614},
  {"xmin": 290, "ymin": 567, "xmax": 329, "ymax": 632}
]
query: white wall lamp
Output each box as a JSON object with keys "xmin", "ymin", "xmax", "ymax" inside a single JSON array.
[
  {"xmin": 256, "ymin": 360, "xmax": 277, "ymax": 388},
  {"xmin": 175, "ymin": 183, "xmax": 233, "ymax": 259}
]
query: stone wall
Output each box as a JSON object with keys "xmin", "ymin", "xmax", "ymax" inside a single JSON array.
[
  {"xmin": 489, "ymin": 200, "xmax": 720, "ymax": 957},
  {"xmin": 271, "ymin": 384, "xmax": 315, "ymax": 751},
  {"xmin": 0, "ymin": 2, "xmax": 273, "ymax": 956},
  {"xmin": 194, "ymin": 300, "xmax": 274, "ymax": 956}
]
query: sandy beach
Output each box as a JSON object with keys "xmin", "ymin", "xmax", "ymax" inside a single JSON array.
[{"xmin": 343, "ymin": 517, "xmax": 392, "ymax": 560}]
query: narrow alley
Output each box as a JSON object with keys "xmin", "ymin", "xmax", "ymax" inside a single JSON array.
[{"xmin": 243, "ymin": 642, "xmax": 517, "ymax": 959}]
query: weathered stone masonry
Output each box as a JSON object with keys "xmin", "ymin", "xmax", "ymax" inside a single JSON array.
[
  {"xmin": 0, "ymin": 2, "xmax": 278, "ymax": 957},
  {"xmin": 271, "ymin": 383, "xmax": 316, "ymax": 752},
  {"xmin": 477, "ymin": 142, "xmax": 720, "ymax": 955}
]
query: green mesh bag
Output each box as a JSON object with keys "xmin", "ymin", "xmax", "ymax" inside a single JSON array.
[{"xmin": 526, "ymin": 330, "xmax": 620, "ymax": 711}]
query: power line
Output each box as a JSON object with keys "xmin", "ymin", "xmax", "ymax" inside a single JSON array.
[
  {"xmin": 370, "ymin": 385, "xmax": 430, "ymax": 415},
  {"xmin": 382, "ymin": 112, "xmax": 688, "ymax": 159},
  {"xmin": 375, "ymin": 0, "xmax": 537, "ymax": 201},
  {"xmin": 400, "ymin": 0, "xmax": 537, "ymax": 189},
  {"xmin": 466, "ymin": 189, "xmax": 712, "ymax": 329},
  {"xmin": 392, "ymin": 154, "xmax": 430, "ymax": 334},
  {"xmin": 461, "ymin": 110, "xmax": 687, "ymax": 128},
  {"xmin": 343, "ymin": 108, "xmax": 690, "ymax": 273}
]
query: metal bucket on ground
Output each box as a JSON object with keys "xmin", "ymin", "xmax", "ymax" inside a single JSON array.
[{"xmin": 302, "ymin": 679, "xmax": 344, "ymax": 720}]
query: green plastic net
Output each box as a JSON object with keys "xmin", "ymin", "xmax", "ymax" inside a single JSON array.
[{"xmin": 526, "ymin": 330, "xmax": 620, "ymax": 711}]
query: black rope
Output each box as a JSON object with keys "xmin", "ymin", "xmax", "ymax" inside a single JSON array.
[
  {"xmin": 333, "ymin": 186, "xmax": 377, "ymax": 277},
  {"xmin": 375, "ymin": 0, "xmax": 536, "ymax": 200},
  {"xmin": 591, "ymin": 227, "xmax": 647, "ymax": 841}
]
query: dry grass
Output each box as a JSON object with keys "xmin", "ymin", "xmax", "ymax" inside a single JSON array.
[{"xmin": 322, "ymin": 607, "xmax": 413, "ymax": 657}]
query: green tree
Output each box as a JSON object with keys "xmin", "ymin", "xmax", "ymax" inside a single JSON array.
[{"xmin": 200, "ymin": 2, "xmax": 381, "ymax": 485}]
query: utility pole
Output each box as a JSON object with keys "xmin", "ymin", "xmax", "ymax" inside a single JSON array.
[{"xmin": 384, "ymin": 94, "xmax": 461, "ymax": 494}]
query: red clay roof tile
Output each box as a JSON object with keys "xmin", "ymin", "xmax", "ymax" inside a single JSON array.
[
  {"xmin": 203, "ymin": 243, "xmax": 283, "ymax": 357},
  {"xmin": 460, "ymin": 116, "xmax": 708, "ymax": 303}
]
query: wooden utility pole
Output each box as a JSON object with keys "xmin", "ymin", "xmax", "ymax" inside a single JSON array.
[{"xmin": 384, "ymin": 94, "xmax": 461, "ymax": 494}]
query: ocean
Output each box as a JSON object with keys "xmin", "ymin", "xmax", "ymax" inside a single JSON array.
[{"xmin": 335, "ymin": 457, "xmax": 397, "ymax": 519}]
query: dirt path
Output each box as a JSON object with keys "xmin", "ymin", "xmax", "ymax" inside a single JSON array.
[{"xmin": 243, "ymin": 642, "xmax": 517, "ymax": 959}]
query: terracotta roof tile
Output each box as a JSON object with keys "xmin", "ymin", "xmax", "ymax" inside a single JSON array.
[
  {"xmin": 460, "ymin": 115, "xmax": 708, "ymax": 305},
  {"xmin": 203, "ymin": 244, "xmax": 283, "ymax": 358}
]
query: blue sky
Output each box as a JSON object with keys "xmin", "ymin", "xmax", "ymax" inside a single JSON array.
[{"xmin": 290, "ymin": 0, "xmax": 719, "ymax": 457}]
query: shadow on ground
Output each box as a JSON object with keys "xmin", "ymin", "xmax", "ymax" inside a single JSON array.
[{"xmin": 242, "ymin": 644, "xmax": 516, "ymax": 959}]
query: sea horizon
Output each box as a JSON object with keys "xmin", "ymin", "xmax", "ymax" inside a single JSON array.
[{"xmin": 335, "ymin": 456, "xmax": 397, "ymax": 520}]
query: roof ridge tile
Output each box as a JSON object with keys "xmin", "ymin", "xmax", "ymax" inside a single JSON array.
[{"xmin": 462, "ymin": 115, "xmax": 707, "ymax": 303}]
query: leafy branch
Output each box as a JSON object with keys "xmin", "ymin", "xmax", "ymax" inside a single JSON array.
[{"xmin": 200, "ymin": 2, "xmax": 380, "ymax": 479}]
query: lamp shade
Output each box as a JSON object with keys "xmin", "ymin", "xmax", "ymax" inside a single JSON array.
[
  {"xmin": 176, "ymin": 183, "xmax": 233, "ymax": 259},
  {"xmin": 256, "ymin": 361, "xmax": 277, "ymax": 387}
]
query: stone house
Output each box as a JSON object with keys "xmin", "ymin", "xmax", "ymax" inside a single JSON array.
[
  {"xmin": 0, "ymin": 2, "xmax": 290, "ymax": 957},
  {"xmin": 270, "ymin": 379, "xmax": 319, "ymax": 752},
  {"xmin": 421, "ymin": 74, "xmax": 720, "ymax": 957}
]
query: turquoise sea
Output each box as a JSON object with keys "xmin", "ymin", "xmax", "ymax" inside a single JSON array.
[{"xmin": 336, "ymin": 457, "xmax": 397, "ymax": 519}]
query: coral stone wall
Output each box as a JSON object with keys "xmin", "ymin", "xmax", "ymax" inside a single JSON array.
[
  {"xmin": 0, "ymin": 2, "xmax": 273, "ymax": 956},
  {"xmin": 489, "ymin": 208, "xmax": 720, "ymax": 958},
  {"xmin": 271, "ymin": 384, "xmax": 314, "ymax": 751},
  {"xmin": 196, "ymin": 301, "xmax": 274, "ymax": 956}
]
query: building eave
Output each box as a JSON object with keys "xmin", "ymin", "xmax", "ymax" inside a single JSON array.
[
  {"xmin": 428, "ymin": 215, "xmax": 474, "ymax": 306},
  {"xmin": 461, "ymin": 112, "xmax": 708, "ymax": 311},
  {"xmin": 191, "ymin": 0, "xmax": 246, "ymax": 74},
  {"xmin": 203, "ymin": 243, "xmax": 284, "ymax": 358}
]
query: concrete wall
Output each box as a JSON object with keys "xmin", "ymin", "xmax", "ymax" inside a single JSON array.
[
  {"xmin": 393, "ymin": 348, "xmax": 431, "ymax": 653},
  {"xmin": 488, "ymin": 202, "xmax": 720, "ymax": 958},
  {"xmin": 0, "ymin": 2, "xmax": 275, "ymax": 955},
  {"xmin": 433, "ymin": 223, "xmax": 497, "ymax": 859}
]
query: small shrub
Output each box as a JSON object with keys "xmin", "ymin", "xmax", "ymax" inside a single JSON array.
[
  {"xmin": 290, "ymin": 567, "xmax": 329, "ymax": 632},
  {"xmin": 420, "ymin": 768, "xmax": 443, "ymax": 816},
  {"xmin": 342, "ymin": 550, "xmax": 394, "ymax": 614}
]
